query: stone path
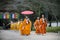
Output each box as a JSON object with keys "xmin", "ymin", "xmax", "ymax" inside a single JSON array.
[{"xmin": 0, "ymin": 30, "xmax": 60, "ymax": 40}]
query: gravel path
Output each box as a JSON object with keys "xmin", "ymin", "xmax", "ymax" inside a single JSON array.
[{"xmin": 0, "ymin": 30, "xmax": 60, "ymax": 40}]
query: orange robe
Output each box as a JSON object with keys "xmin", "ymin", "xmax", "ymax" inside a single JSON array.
[
  {"xmin": 16, "ymin": 22, "xmax": 20, "ymax": 30},
  {"xmin": 34, "ymin": 20, "xmax": 40, "ymax": 34},
  {"xmin": 10, "ymin": 23, "xmax": 14, "ymax": 30},
  {"xmin": 40, "ymin": 18, "xmax": 47, "ymax": 34},
  {"xmin": 21, "ymin": 19, "xmax": 32, "ymax": 35},
  {"xmin": 14, "ymin": 23, "xmax": 18, "ymax": 30},
  {"xmin": 19, "ymin": 21, "xmax": 23, "ymax": 31},
  {"xmin": 10, "ymin": 23, "xmax": 15, "ymax": 30}
]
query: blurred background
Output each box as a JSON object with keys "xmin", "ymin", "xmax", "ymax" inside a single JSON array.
[{"xmin": 0, "ymin": 0, "xmax": 60, "ymax": 32}]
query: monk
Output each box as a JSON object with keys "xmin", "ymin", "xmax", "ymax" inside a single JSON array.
[
  {"xmin": 21, "ymin": 17, "xmax": 32, "ymax": 35},
  {"xmin": 10, "ymin": 21, "xmax": 14, "ymax": 30},
  {"xmin": 34, "ymin": 17, "xmax": 40, "ymax": 34},
  {"xmin": 10, "ymin": 21, "xmax": 13, "ymax": 30},
  {"xmin": 40, "ymin": 14, "xmax": 47, "ymax": 35},
  {"xmin": 19, "ymin": 19, "xmax": 23, "ymax": 31},
  {"xmin": 16, "ymin": 20, "xmax": 20, "ymax": 30}
]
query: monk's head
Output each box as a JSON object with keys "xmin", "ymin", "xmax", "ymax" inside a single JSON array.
[
  {"xmin": 25, "ymin": 16, "xmax": 28, "ymax": 19},
  {"xmin": 20, "ymin": 19, "xmax": 23, "ymax": 21},
  {"xmin": 11, "ymin": 21, "xmax": 13, "ymax": 23},
  {"xmin": 42, "ymin": 14, "xmax": 44, "ymax": 18},
  {"xmin": 37, "ymin": 17, "xmax": 39, "ymax": 20},
  {"xmin": 27, "ymin": 18, "xmax": 29, "ymax": 21}
]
